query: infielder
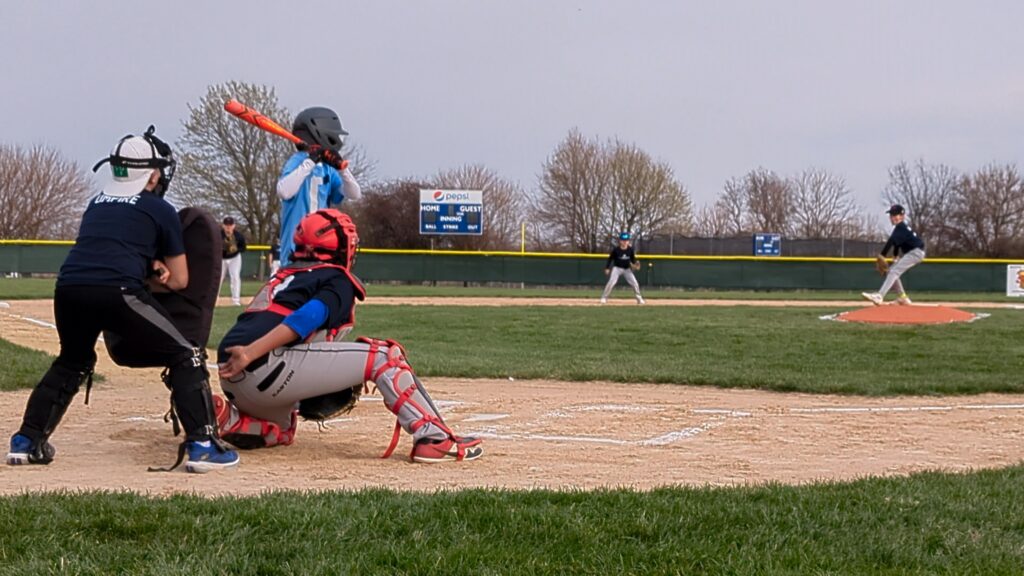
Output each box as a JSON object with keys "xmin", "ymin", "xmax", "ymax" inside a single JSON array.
[
  {"xmin": 215, "ymin": 209, "xmax": 483, "ymax": 463},
  {"xmin": 600, "ymin": 232, "xmax": 645, "ymax": 304},
  {"xmin": 862, "ymin": 204, "xmax": 926, "ymax": 306},
  {"xmin": 276, "ymin": 106, "xmax": 361, "ymax": 267}
]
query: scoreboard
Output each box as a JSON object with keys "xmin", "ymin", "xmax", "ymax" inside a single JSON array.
[{"xmin": 419, "ymin": 189, "xmax": 484, "ymax": 236}]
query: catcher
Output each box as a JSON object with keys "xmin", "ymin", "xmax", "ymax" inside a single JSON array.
[
  {"xmin": 214, "ymin": 209, "xmax": 483, "ymax": 463},
  {"xmin": 862, "ymin": 204, "xmax": 926, "ymax": 306},
  {"xmin": 599, "ymin": 232, "xmax": 646, "ymax": 304}
]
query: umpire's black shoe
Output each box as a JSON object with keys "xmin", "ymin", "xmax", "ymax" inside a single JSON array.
[{"xmin": 6, "ymin": 433, "xmax": 56, "ymax": 465}]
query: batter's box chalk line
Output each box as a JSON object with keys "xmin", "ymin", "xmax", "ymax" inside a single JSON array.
[{"xmin": 466, "ymin": 405, "xmax": 751, "ymax": 446}]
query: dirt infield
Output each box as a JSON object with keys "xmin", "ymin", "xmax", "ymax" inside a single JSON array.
[{"xmin": 2, "ymin": 298, "xmax": 1023, "ymax": 495}]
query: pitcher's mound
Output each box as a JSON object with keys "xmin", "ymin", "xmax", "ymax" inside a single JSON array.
[{"xmin": 838, "ymin": 305, "xmax": 979, "ymax": 325}]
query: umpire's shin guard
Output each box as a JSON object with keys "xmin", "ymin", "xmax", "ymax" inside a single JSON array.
[
  {"xmin": 19, "ymin": 360, "xmax": 93, "ymax": 443},
  {"xmin": 166, "ymin": 350, "xmax": 221, "ymax": 444}
]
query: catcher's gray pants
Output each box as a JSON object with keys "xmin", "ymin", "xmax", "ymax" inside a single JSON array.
[
  {"xmin": 879, "ymin": 248, "xmax": 925, "ymax": 298},
  {"xmin": 601, "ymin": 267, "xmax": 643, "ymax": 301},
  {"xmin": 219, "ymin": 340, "xmax": 450, "ymax": 444}
]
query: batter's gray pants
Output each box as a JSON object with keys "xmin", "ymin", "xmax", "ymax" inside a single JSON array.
[
  {"xmin": 601, "ymin": 267, "xmax": 644, "ymax": 302},
  {"xmin": 219, "ymin": 340, "xmax": 450, "ymax": 444},
  {"xmin": 879, "ymin": 248, "xmax": 925, "ymax": 298}
]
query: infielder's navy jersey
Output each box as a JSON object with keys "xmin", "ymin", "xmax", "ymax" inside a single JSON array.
[
  {"xmin": 58, "ymin": 192, "xmax": 184, "ymax": 289},
  {"xmin": 606, "ymin": 246, "xmax": 638, "ymax": 269},
  {"xmin": 217, "ymin": 267, "xmax": 357, "ymax": 366},
  {"xmin": 881, "ymin": 221, "xmax": 925, "ymax": 257}
]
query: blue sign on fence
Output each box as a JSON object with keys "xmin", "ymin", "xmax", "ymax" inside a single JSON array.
[
  {"xmin": 753, "ymin": 233, "xmax": 782, "ymax": 256},
  {"xmin": 419, "ymin": 189, "xmax": 484, "ymax": 235}
]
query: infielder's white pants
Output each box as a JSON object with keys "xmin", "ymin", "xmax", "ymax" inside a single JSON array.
[
  {"xmin": 219, "ymin": 340, "xmax": 450, "ymax": 444},
  {"xmin": 220, "ymin": 255, "xmax": 242, "ymax": 305},
  {"xmin": 879, "ymin": 248, "xmax": 925, "ymax": 298},
  {"xmin": 601, "ymin": 267, "xmax": 644, "ymax": 302}
]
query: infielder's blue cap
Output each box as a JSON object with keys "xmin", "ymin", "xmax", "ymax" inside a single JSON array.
[{"xmin": 619, "ymin": 232, "xmax": 631, "ymax": 240}]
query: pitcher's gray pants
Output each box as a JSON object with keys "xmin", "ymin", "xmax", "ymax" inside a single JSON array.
[{"xmin": 879, "ymin": 248, "xmax": 925, "ymax": 298}]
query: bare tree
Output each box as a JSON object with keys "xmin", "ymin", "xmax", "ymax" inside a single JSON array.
[
  {"xmin": 744, "ymin": 168, "xmax": 792, "ymax": 234},
  {"xmin": 947, "ymin": 164, "xmax": 1024, "ymax": 257},
  {"xmin": 175, "ymin": 81, "xmax": 375, "ymax": 244},
  {"xmin": 533, "ymin": 130, "xmax": 691, "ymax": 252},
  {"xmin": 174, "ymin": 81, "xmax": 292, "ymax": 244},
  {"xmin": 0, "ymin": 144, "xmax": 93, "ymax": 239},
  {"xmin": 715, "ymin": 177, "xmax": 749, "ymax": 236},
  {"xmin": 882, "ymin": 160, "xmax": 958, "ymax": 255},
  {"xmin": 693, "ymin": 202, "xmax": 732, "ymax": 237},
  {"xmin": 430, "ymin": 164, "xmax": 525, "ymax": 250},
  {"xmin": 533, "ymin": 129, "xmax": 610, "ymax": 252},
  {"xmin": 790, "ymin": 168, "xmax": 859, "ymax": 239},
  {"xmin": 344, "ymin": 179, "xmax": 431, "ymax": 249},
  {"xmin": 607, "ymin": 141, "xmax": 692, "ymax": 239}
]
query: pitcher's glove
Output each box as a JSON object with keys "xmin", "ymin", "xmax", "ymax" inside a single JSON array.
[
  {"xmin": 298, "ymin": 387, "xmax": 362, "ymax": 421},
  {"xmin": 630, "ymin": 262, "xmax": 641, "ymax": 271},
  {"xmin": 874, "ymin": 255, "xmax": 890, "ymax": 276}
]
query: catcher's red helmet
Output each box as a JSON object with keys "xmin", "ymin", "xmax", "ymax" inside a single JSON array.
[{"xmin": 291, "ymin": 209, "xmax": 359, "ymax": 268}]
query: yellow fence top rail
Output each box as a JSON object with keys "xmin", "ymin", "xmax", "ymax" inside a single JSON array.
[{"xmin": 2, "ymin": 239, "xmax": 1022, "ymax": 264}]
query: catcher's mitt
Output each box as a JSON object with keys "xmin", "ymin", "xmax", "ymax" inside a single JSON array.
[
  {"xmin": 298, "ymin": 387, "xmax": 362, "ymax": 421},
  {"xmin": 874, "ymin": 255, "xmax": 890, "ymax": 276}
]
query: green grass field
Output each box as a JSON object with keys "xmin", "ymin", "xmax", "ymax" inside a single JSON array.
[
  {"xmin": 3, "ymin": 282, "xmax": 1024, "ymax": 574},
  {"xmin": 2, "ymin": 468, "xmax": 1024, "ymax": 575},
  {"xmin": 0, "ymin": 276, "xmax": 1018, "ymax": 302},
  {"xmin": 210, "ymin": 304, "xmax": 1024, "ymax": 396},
  {"xmin": 0, "ymin": 338, "xmax": 56, "ymax": 392}
]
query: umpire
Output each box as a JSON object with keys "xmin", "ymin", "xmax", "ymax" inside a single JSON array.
[{"xmin": 6, "ymin": 128, "xmax": 239, "ymax": 473}]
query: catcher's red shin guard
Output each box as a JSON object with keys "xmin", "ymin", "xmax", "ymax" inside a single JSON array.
[
  {"xmin": 356, "ymin": 337, "xmax": 483, "ymax": 463},
  {"xmin": 213, "ymin": 395, "xmax": 296, "ymax": 450}
]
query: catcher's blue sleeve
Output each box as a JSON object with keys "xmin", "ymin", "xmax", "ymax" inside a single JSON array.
[{"xmin": 282, "ymin": 299, "xmax": 329, "ymax": 340}]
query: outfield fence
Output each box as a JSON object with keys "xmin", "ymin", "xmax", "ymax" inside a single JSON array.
[{"xmin": 1, "ymin": 241, "xmax": 1021, "ymax": 292}]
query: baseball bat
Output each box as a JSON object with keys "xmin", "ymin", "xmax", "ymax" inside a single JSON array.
[{"xmin": 223, "ymin": 99, "xmax": 305, "ymax": 147}]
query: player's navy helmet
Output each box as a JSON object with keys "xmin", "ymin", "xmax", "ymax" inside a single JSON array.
[
  {"xmin": 292, "ymin": 107, "xmax": 348, "ymax": 152},
  {"xmin": 885, "ymin": 204, "xmax": 905, "ymax": 216},
  {"xmin": 292, "ymin": 209, "xmax": 359, "ymax": 269}
]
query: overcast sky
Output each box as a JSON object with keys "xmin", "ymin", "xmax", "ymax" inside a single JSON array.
[{"xmin": 3, "ymin": 1, "xmax": 1023, "ymax": 217}]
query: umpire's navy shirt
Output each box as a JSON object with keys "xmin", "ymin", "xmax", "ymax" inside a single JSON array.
[
  {"xmin": 57, "ymin": 192, "xmax": 185, "ymax": 289},
  {"xmin": 881, "ymin": 221, "xmax": 925, "ymax": 257}
]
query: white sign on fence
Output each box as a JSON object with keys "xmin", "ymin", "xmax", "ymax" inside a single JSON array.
[{"xmin": 1007, "ymin": 265, "xmax": 1024, "ymax": 297}]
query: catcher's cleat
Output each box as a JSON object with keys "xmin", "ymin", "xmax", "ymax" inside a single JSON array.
[
  {"xmin": 6, "ymin": 433, "xmax": 56, "ymax": 466},
  {"xmin": 411, "ymin": 436, "xmax": 483, "ymax": 463},
  {"xmin": 896, "ymin": 295, "xmax": 913, "ymax": 306},
  {"xmin": 861, "ymin": 292, "xmax": 883, "ymax": 306},
  {"xmin": 184, "ymin": 440, "xmax": 239, "ymax": 474}
]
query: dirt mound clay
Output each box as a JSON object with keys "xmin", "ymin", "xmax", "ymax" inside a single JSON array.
[{"xmin": 838, "ymin": 305, "xmax": 979, "ymax": 325}]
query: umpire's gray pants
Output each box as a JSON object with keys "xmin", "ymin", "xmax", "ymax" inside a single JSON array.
[
  {"xmin": 879, "ymin": 248, "xmax": 925, "ymax": 298},
  {"xmin": 219, "ymin": 340, "xmax": 450, "ymax": 443},
  {"xmin": 601, "ymin": 267, "xmax": 643, "ymax": 301}
]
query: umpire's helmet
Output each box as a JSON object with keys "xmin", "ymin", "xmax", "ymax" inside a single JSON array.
[
  {"xmin": 292, "ymin": 107, "xmax": 348, "ymax": 152},
  {"xmin": 292, "ymin": 209, "xmax": 359, "ymax": 269}
]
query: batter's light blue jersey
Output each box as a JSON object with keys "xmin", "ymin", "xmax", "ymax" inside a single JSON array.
[{"xmin": 278, "ymin": 151, "xmax": 346, "ymax": 265}]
